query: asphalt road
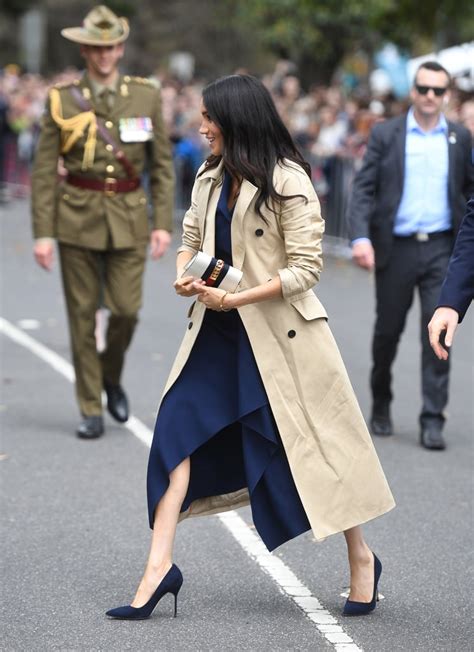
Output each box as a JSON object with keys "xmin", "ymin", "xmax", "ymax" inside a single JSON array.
[{"xmin": 1, "ymin": 199, "xmax": 473, "ymax": 651}]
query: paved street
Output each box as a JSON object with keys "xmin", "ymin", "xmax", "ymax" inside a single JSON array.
[{"xmin": 1, "ymin": 198, "xmax": 473, "ymax": 651}]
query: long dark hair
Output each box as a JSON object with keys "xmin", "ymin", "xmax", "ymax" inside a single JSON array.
[{"xmin": 200, "ymin": 74, "xmax": 311, "ymax": 218}]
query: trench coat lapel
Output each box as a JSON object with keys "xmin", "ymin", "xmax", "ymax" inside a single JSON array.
[
  {"xmin": 231, "ymin": 179, "xmax": 258, "ymax": 270},
  {"xmin": 199, "ymin": 161, "xmax": 225, "ymax": 255}
]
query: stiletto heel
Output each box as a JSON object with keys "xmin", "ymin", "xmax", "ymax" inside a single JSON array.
[
  {"xmin": 106, "ymin": 564, "xmax": 183, "ymax": 620},
  {"xmin": 343, "ymin": 553, "xmax": 382, "ymax": 617}
]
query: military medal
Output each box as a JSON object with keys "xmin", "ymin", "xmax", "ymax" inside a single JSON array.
[{"xmin": 119, "ymin": 117, "xmax": 153, "ymax": 142}]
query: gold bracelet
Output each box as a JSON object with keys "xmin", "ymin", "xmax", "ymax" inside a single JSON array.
[{"xmin": 219, "ymin": 291, "xmax": 233, "ymax": 312}]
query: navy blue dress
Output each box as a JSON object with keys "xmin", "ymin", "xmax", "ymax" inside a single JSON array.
[{"xmin": 147, "ymin": 172, "xmax": 311, "ymax": 551}]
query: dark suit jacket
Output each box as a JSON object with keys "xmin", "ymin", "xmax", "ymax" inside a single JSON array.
[
  {"xmin": 437, "ymin": 196, "xmax": 474, "ymax": 322},
  {"xmin": 348, "ymin": 113, "xmax": 474, "ymax": 268}
]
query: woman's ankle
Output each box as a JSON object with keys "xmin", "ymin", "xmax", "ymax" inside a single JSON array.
[
  {"xmin": 348, "ymin": 543, "xmax": 372, "ymax": 565},
  {"xmin": 145, "ymin": 560, "xmax": 172, "ymax": 578}
]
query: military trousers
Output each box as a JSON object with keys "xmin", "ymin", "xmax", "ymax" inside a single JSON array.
[{"xmin": 59, "ymin": 242, "xmax": 147, "ymax": 416}]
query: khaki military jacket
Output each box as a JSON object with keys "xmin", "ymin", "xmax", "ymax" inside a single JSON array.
[
  {"xmin": 168, "ymin": 159, "xmax": 395, "ymax": 541},
  {"xmin": 31, "ymin": 73, "xmax": 174, "ymax": 250}
]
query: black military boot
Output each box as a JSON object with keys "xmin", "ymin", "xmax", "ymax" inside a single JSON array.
[
  {"xmin": 104, "ymin": 380, "xmax": 129, "ymax": 423},
  {"xmin": 77, "ymin": 415, "xmax": 104, "ymax": 439}
]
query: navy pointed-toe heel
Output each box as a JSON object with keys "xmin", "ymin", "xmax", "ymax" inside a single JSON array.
[
  {"xmin": 343, "ymin": 553, "xmax": 382, "ymax": 617},
  {"xmin": 106, "ymin": 564, "xmax": 183, "ymax": 620}
]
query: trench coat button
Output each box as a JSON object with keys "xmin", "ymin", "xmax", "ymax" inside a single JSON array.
[
  {"xmin": 106, "ymin": 164, "xmax": 115, "ymax": 173},
  {"xmin": 288, "ymin": 330, "xmax": 296, "ymax": 338},
  {"xmin": 63, "ymin": 193, "xmax": 70, "ymax": 200},
  {"xmin": 188, "ymin": 322, "xmax": 193, "ymax": 329},
  {"xmin": 255, "ymin": 228, "xmax": 264, "ymax": 237},
  {"xmin": 105, "ymin": 144, "xmax": 113, "ymax": 152},
  {"xmin": 105, "ymin": 120, "xmax": 113, "ymax": 129},
  {"xmin": 139, "ymin": 197, "xmax": 147, "ymax": 205}
]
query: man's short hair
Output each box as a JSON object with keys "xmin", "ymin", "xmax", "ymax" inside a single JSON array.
[{"xmin": 415, "ymin": 61, "xmax": 451, "ymax": 86}]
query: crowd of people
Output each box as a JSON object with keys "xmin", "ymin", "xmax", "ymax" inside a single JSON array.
[{"xmin": 1, "ymin": 60, "xmax": 473, "ymax": 235}]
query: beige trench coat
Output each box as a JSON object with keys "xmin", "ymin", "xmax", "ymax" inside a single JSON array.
[{"xmin": 166, "ymin": 159, "xmax": 395, "ymax": 541}]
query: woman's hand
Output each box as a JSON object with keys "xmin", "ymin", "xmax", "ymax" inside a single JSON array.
[
  {"xmin": 194, "ymin": 283, "xmax": 230, "ymax": 311},
  {"xmin": 173, "ymin": 276, "xmax": 205, "ymax": 297}
]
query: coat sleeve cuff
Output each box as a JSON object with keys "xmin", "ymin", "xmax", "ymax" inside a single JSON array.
[
  {"xmin": 177, "ymin": 244, "xmax": 199, "ymax": 255},
  {"xmin": 277, "ymin": 267, "xmax": 312, "ymax": 299}
]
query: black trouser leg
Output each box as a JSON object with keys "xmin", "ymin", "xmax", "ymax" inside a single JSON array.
[
  {"xmin": 371, "ymin": 241, "xmax": 417, "ymax": 413},
  {"xmin": 418, "ymin": 236, "xmax": 452, "ymax": 426}
]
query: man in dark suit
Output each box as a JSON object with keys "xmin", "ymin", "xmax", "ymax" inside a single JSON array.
[
  {"xmin": 428, "ymin": 196, "xmax": 474, "ymax": 360},
  {"xmin": 348, "ymin": 61, "xmax": 473, "ymax": 450}
]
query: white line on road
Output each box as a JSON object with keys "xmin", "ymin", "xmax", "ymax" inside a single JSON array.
[{"xmin": 1, "ymin": 316, "xmax": 362, "ymax": 652}]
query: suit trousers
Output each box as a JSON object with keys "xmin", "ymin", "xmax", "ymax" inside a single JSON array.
[
  {"xmin": 59, "ymin": 242, "xmax": 147, "ymax": 416},
  {"xmin": 371, "ymin": 233, "xmax": 453, "ymax": 424}
]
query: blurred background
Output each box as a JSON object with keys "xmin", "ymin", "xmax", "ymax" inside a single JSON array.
[{"xmin": 1, "ymin": 0, "xmax": 473, "ymax": 241}]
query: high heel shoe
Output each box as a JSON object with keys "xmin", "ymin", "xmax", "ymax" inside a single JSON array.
[
  {"xmin": 342, "ymin": 553, "xmax": 382, "ymax": 617},
  {"xmin": 106, "ymin": 564, "xmax": 183, "ymax": 620}
]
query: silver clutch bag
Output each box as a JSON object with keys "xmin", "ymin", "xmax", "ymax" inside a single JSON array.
[{"xmin": 182, "ymin": 251, "xmax": 243, "ymax": 292}]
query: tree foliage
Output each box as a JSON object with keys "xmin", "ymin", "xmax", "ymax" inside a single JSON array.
[{"xmin": 226, "ymin": 0, "xmax": 474, "ymax": 84}]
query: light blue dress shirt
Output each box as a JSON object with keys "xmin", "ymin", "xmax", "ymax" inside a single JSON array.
[{"xmin": 394, "ymin": 108, "xmax": 450, "ymax": 235}]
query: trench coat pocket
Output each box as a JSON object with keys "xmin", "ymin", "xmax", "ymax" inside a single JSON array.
[{"xmin": 290, "ymin": 291, "xmax": 328, "ymax": 320}]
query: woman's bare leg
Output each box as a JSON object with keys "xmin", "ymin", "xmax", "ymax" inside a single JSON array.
[
  {"xmin": 131, "ymin": 457, "xmax": 190, "ymax": 607},
  {"xmin": 343, "ymin": 526, "xmax": 375, "ymax": 602}
]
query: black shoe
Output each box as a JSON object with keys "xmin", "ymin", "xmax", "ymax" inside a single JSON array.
[
  {"xmin": 77, "ymin": 415, "xmax": 104, "ymax": 439},
  {"xmin": 342, "ymin": 553, "xmax": 382, "ymax": 617},
  {"xmin": 106, "ymin": 564, "xmax": 183, "ymax": 620},
  {"xmin": 370, "ymin": 413, "xmax": 393, "ymax": 437},
  {"xmin": 420, "ymin": 421, "xmax": 446, "ymax": 450},
  {"xmin": 104, "ymin": 380, "xmax": 129, "ymax": 423}
]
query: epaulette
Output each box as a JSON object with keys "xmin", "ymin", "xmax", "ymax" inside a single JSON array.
[
  {"xmin": 53, "ymin": 79, "xmax": 81, "ymax": 90},
  {"xmin": 124, "ymin": 75, "xmax": 155, "ymax": 86}
]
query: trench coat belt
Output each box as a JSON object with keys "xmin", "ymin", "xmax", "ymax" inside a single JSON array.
[{"xmin": 66, "ymin": 174, "xmax": 141, "ymax": 195}]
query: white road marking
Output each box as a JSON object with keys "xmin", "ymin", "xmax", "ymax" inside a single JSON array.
[
  {"xmin": 17, "ymin": 318, "xmax": 41, "ymax": 330},
  {"xmin": 219, "ymin": 511, "xmax": 362, "ymax": 651},
  {"xmin": 1, "ymin": 316, "xmax": 363, "ymax": 652}
]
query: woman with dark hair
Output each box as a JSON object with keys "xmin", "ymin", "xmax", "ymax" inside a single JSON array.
[{"xmin": 107, "ymin": 75, "xmax": 395, "ymax": 621}]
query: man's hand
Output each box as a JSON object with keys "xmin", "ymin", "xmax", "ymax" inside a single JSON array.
[
  {"xmin": 34, "ymin": 240, "xmax": 54, "ymax": 271},
  {"xmin": 150, "ymin": 229, "xmax": 171, "ymax": 260},
  {"xmin": 428, "ymin": 307, "xmax": 460, "ymax": 360},
  {"xmin": 352, "ymin": 240, "xmax": 375, "ymax": 270}
]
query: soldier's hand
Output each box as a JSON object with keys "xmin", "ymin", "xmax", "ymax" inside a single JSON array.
[
  {"xmin": 150, "ymin": 229, "xmax": 171, "ymax": 260},
  {"xmin": 428, "ymin": 307, "xmax": 459, "ymax": 361},
  {"xmin": 352, "ymin": 241, "xmax": 375, "ymax": 271},
  {"xmin": 34, "ymin": 240, "xmax": 54, "ymax": 271}
]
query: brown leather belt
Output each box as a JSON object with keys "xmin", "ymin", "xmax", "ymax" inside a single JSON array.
[{"xmin": 66, "ymin": 174, "xmax": 140, "ymax": 196}]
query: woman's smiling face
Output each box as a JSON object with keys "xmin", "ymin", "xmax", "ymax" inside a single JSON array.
[{"xmin": 199, "ymin": 100, "xmax": 224, "ymax": 156}]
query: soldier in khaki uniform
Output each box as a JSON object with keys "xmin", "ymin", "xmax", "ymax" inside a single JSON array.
[{"xmin": 31, "ymin": 6, "xmax": 174, "ymax": 439}]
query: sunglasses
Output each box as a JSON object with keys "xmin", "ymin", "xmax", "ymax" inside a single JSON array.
[{"xmin": 415, "ymin": 84, "xmax": 447, "ymax": 97}]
